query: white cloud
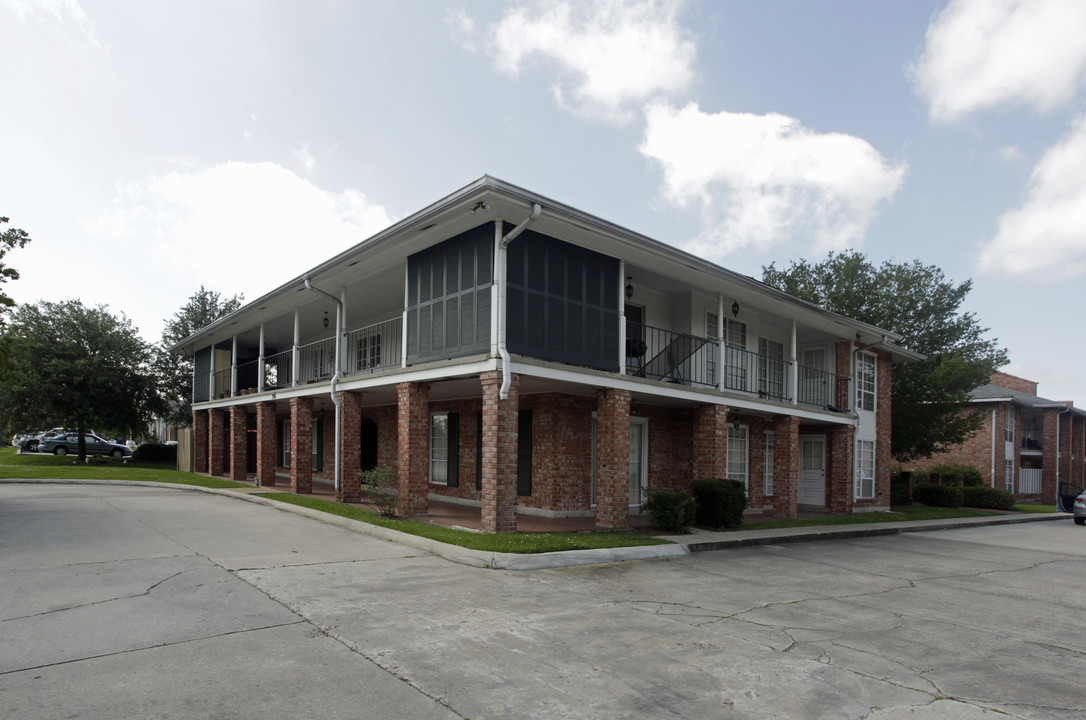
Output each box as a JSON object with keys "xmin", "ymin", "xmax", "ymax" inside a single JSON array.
[
  {"xmin": 3, "ymin": 0, "xmax": 98, "ymax": 45},
  {"xmin": 912, "ymin": 0, "xmax": 1086, "ymax": 123},
  {"xmin": 83, "ymin": 161, "xmax": 394, "ymax": 299},
  {"xmin": 640, "ymin": 102, "xmax": 907, "ymax": 258},
  {"xmin": 978, "ymin": 116, "xmax": 1086, "ymax": 277},
  {"xmin": 490, "ymin": 0, "xmax": 695, "ymax": 122},
  {"xmin": 294, "ymin": 144, "xmax": 315, "ymax": 173},
  {"xmin": 445, "ymin": 7, "xmax": 477, "ymax": 52},
  {"xmin": 992, "ymin": 145, "xmax": 1024, "ymax": 163}
]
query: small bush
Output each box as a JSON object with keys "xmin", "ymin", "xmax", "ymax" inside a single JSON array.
[
  {"xmin": 961, "ymin": 485, "xmax": 1016, "ymax": 510},
  {"xmin": 361, "ymin": 466, "xmax": 398, "ymax": 517},
  {"xmin": 133, "ymin": 443, "xmax": 176, "ymax": 463},
  {"xmin": 929, "ymin": 464, "xmax": 984, "ymax": 487},
  {"xmin": 691, "ymin": 478, "xmax": 747, "ymax": 528},
  {"xmin": 640, "ymin": 489, "xmax": 695, "ymax": 533},
  {"xmin": 913, "ymin": 483, "xmax": 963, "ymax": 508}
]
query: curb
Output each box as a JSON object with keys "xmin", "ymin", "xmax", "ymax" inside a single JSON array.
[{"xmin": 1, "ymin": 479, "xmax": 1067, "ymax": 570}]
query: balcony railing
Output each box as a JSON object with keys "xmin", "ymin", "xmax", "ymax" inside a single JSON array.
[
  {"xmin": 264, "ymin": 350, "xmax": 292, "ymax": 390},
  {"xmin": 628, "ymin": 323, "xmax": 718, "ymax": 388},
  {"xmin": 213, "ymin": 368, "xmax": 231, "ymax": 399},
  {"xmin": 346, "ymin": 317, "xmax": 402, "ymax": 374},
  {"xmin": 1020, "ymin": 433, "xmax": 1043, "ymax": 451},
  {"xmin": 1019, "ymin": 467, "xmax": 1042, "ymax": 494},
  {"xmin": 236, "ymin": 360, "xmax": 259, "ymax": 394},
  {"xmin": 298, "ymin": 337, "xmax": 336, "ymax": 383},
  {"xmin": 797, "ymin": 365, "xmax": 851, "ymax": 411}
]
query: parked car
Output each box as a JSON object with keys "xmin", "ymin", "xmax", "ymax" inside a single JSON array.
[
  {"xmin": 20, "ymin": 428, "xmax": 66, "ymax": 452},
  {"xmin": 1057, "ymin": 482, "xmax": 1086, "ymax": 526},
  {"xmin": 40, "ymin": 433, "xmax": 132, "ymax": 458}
]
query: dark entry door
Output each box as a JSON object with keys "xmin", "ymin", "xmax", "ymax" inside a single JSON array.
[{"xmin": 360, "ymin": 419, "xmax": 378, "ymax": 472}]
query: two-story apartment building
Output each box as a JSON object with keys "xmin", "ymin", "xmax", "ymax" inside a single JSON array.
[
  {"xmin": 906, "ymin": 372, "xmax": 1086, "ymax": 501},
  {"xmin": 171, "ymin": 177, "xmax": 921, "ymax": 532}
]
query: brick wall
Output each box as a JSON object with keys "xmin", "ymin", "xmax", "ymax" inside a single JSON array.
[
  {"xmin": 772, "ymin": 415, "xmax": 799, "ymax": 519},
  {"xmin": 907, "ymin": 405, "xmax": 998, "ymax": 485},
  {"xmin": 595, "ymin": 387, "xmax": 631, "ymax": 529},
  {"xmin": 991, "ymin": 371, "xmax": 1038, "ymax": 396},
  {"xmin": 479, "ymin": 371, "xmax": 519, "ymax": 533},
  {"xmin": 209, "ymin": 408, "xmax": 225, "ymax": 477},
  {"xmin": 193, "ymin": 410, "xmax": 208, "ymax": 473},
  {"xmin": 229, "ymin": 405, "xmax": 248, "ymax": 482},
  {"xmin": 396, "ymin": 382, "xmax": 430, "ymax": 516},
  {"xmin": 692, "ymin": 405, "xmax": 729, "ymax": 481},
  {"xmin": 338, "ymin": 391, "xmax": 363, "ymax": 502},
  {"xmin": 256, "ymin": 402, "xmax": 276, "ymax": 486},
  {"xmin": 827, "ymin": 424, "xmax": 854, "ymax": 513},
  {"xmin": 290, "ymin": 397, "xmax": 313, "ymax": 493}
]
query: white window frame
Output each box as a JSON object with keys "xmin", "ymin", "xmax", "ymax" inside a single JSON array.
[
  {"xmin": 1005, "ymin": 406, "xmax": 1015, "ymax": 444},
  {"xmin": 855, "ymin": 439, "xmax": 875, "ymax": 499},
  {"xmin": 1004, "ymin": 459, "xmax": 1014, "ymax": 493},
  {"xmin": 857, "ymin": 352, "xmax": 876, "ymax": 412},
  {"xmin": 763, "ymin": 431, "xmax": 775, "ymax": 497},
  {"xmin": 429, "ymin": 412, "xmax": 449, "ymax": 486},
  {"xmin": 280, "ymin": 420, "xmax": 291, "ymax": 468},
  {"xmin": 727, "ymin": 424, "xmax": 749, "ymax": 491}
]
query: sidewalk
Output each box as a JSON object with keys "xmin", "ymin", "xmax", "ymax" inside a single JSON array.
[{"xmin": 1, "ymin": 478, "xmax": 1069, "ymax": 570}]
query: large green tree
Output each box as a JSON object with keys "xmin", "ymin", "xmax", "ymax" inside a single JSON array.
[
  {"xmin": 762, "ymin": 250, "xmax": 1008, "ymax": 462},
  {"xmin": 0, "ymin": 300, "xmax": 164, "ymax": 461},
  {"xmin": 0, "ymin": 216, "xmax": 32, "ymax": 324},
  {"xmin": 155, "ymin": 286, "xmax": 243, "ymax": 426}
]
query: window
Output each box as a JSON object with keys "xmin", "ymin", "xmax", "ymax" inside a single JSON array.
[
  {"xmin": 1004, "ymin": 459, "xmax": 1014, "ymax": 493},
  {"xmin": 279, "ymin": 420, "xmax": 291, "ymax": 468},
  {"xmin": 356, "ymin": 331, "xmax": 382, "ymax": 371},
  {"xmin": 758, "ymin": 338, "xmax": 785, "ymax": 399},
  {"xmin": 856, "ymin": 440, "xmax": 875, "ymax": 499},
  {"xmin": 857, "ymin": 352, "xmax": 876, "ymax": 412},
  {"xmin": 1005, "ymin": 406, "xmax": 1015, "ymax": 444},
  {"xmin": 763, "ymin": 431, "xmax": 775, "ymax": 497},
  {"xmin": 727, "ymin": 424, "xmax": 749, "ymax": 490},
  {"xmin": 430, "ymin": 413, "xmax": 449, "ymax": 485}
]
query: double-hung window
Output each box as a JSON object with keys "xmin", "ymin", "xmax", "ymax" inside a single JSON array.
[
  {"xmin": 856, "ymin": 440, "xmax": 875, "ymax": 499},
  {"xmin": 857, "ymin": 352, "xmax": 876, "ymax": 412},
  {"xmin": 763, "ymin": 431, "xmax": 775, "ymax": 497},
  {"xmin": 1005, "ymin": 407, "xmax": 1015, "ymax": 444},
  {"xmin": 430, "ymin": 413, "xmax": 450, "ymax": 485},
  {"xmin": 727, "ymin": 424, "xmax": 749, "ymax": 490}
]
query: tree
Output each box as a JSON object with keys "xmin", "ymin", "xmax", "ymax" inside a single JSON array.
[
  {"xmin": 0, "ymin": 216, "xmax": 32, "ymax": 324},
  {"xmin": 155, "ymin": 286, "xmax": 244, "ymax": 427},
  {"xmin": 762, "ymin": 250, "xmax": 1008, "ymax": 462},
  {"xmin": 0, "ymin": 300, "xmax": 165, "ymax": 462}
]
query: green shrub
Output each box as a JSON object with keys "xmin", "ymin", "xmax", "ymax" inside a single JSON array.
[
  {"xmin": 361, "ymin": 466, "xmax": 398, "ymax": 517},
  {"xmin": 133, "ymin": 443, "xmax": 176, "ymax": 463},
  {"xmin": 640, "ymin": 489, "xmax": 695, "ymax": 533},
  {"xmin": 961, "ymin": 485, "xmax": 1015, "ymax": 510},
  {"xmin": 913, "ymin": 483, "xmax": 963, "ymax": 508},
  {"xmin": 691, "ymin": 478, "xmax": 747, "ymax": 528},
  {"xmin": 929, "ymin": 463, "xmax": 983, "ymax": 487}
]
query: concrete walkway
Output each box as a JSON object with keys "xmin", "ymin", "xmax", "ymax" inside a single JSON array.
[{"xmin": 0, "ymin": 478, "xmax": 1068, "ymax": 571}]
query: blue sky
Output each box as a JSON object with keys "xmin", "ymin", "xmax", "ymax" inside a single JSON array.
[{"xmin": 3, "ymin": 0, "xmax": 1085, "ymax": 403}]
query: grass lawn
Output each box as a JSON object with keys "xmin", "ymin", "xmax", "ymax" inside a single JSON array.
[
  {"xmin": 255, "ymin": 492, "xmax": 670, "ymax": 553},
  {"xmin": 0, "ymin": 446, "xmax": 249, "ymax": 488},
  {"xmin": 735, "ymin": 504, "xmax": 1007, "ymax": 531}
]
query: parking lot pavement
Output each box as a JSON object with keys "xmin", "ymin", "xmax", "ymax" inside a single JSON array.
[{"xmin": 3, "ymin": 482, "xmax": 1085, "ymax": 720}]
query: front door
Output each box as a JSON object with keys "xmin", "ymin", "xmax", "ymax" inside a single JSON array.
[
  {"xmin": 799, "ymin": 435, "xmax": 826, "ymax": 507},
  {"xmin": 629, "ymin": 418, "xmax": 648, "ymax": 506}
]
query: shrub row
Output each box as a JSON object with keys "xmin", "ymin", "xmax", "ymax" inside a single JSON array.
[
  {"xmin": 913, "ymin": 483, "xmax": 963, "ymax": 508},
  {"xmin": 961, "ymin": 485, "xmax": 1016, "ymax": 510},
  {"xmin": 640, "ymin": 478, "xmax": 748, "ymax": 533},
  {"xmin": 132, "ymin": 443, "xmax": 177, "ymax": 463}
]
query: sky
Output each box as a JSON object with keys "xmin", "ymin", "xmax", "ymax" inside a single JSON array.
[{"xmin": 2, "ymin": 0, "xmax": 1086, "ymax": 403}]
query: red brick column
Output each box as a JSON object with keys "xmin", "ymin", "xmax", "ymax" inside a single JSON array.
[
  {"xmin": 772, "ymin": 415, "xmax": 800, "ymax": 519},
  {"xmin": 256, "ymin": 402, "xmax": 276, "ymax": 487},
  {"xmin": 692, "ymin": 404, "xmax": 729, "ymax": 480},
  {"xmin": 827, "ymin": 424, "xmax": 854, "ymax": 514},
  {"xmin": 595, "ymin": 387, "xmax": 632, "ymax": 529},
  {"xmin": 290, "ymin": 397, "xmax": 313, "ymax": 493},
  {"xmin": 209, "ymin": 408, "xmax": 226, "ymax": 477},
  {"xmin": 229, "ymin": 405, "xmax": 248, "ymax": 482},
  {"xmin": 193, "ymin": 410, "xmax": 209, "ymax": 473},
  {"xmin": 396, "ymin": 382, "xmax": 430, "ymax": 516},
  {"xmin": 1042, "ymin": 409, "xmax": 1059, "ymax": 500},
  {"xmin": 1060, "ymin": 411, "xmax": 1074, "ymax": 492},
  {"xmin": 338, "ymin": 391, "xmax": 363, "ymax": 502},
  {"xmin": 480, "ymin": 371, "xmax": 519, "ymax": 533}
]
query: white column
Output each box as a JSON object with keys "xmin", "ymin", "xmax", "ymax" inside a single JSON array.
[
  {"xmin": 790, "ymin": 320, "xmax": 798, "ymax": 406},
  {"xmin": 292, "ymin": 308, "xmax": 301, "ymax": 386},
  {"xmin": 618, "ymin": 260, "xmax": 627, "ymax": 374},
  {"xmin": 230, "ymin": 336, "xmax": 238, "ymax": 397},
  {"xmin": 717, "ymin": 294, "xmax": 725, "ymax": 392},
  {"xmin": 257, "ymin": 323, "xmax": 265, "ymax": 392},
  {"xmin": 340, "ymin": 287, "xmax": 348, "ymax": 373},
  {"xmin": 402, "ymin": 264, "xmax": 409, "ymax": 369},
  {"xmin": 491, "ymin": 220, "xmax": 502, "ymax": 358}
]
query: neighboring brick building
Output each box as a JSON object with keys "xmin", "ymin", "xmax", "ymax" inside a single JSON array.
[
  {"xmin": 172, "ymin": 176, "xmax": 921, "ymax": 532},
  {"xmin": 906, "ymin": 372, "xmax": 1086, "ymax": 501}
]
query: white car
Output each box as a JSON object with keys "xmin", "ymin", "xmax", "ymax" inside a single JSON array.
[{"xmin": 1057, "ymin": 483, "xmax": 1086, "ymax": 526}]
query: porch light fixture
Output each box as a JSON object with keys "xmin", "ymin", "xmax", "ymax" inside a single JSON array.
[
  {"xmin": 733, "ymin": 418, "xmax": 741, "ymax": 432},
  {"xmin": 470, "ymin": 201, "xmax": 489, "ymax": 215},
  {"xmin": 625, "ymin": 277, "xmax": 634, "ymax": 301},
  {"xmin": 323, "ymin": 312, "xmax": 329, "ymax": 329},
  {"xmin": 731, "ymin": 301, "xmax": 740, "ymax": 317}
]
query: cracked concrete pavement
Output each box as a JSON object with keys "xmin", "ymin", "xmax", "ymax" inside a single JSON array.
[{"xmin": 2, "ymin": 483, "xmax": 1084, "ymax": 719}]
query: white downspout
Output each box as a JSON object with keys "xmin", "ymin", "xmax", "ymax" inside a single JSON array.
[
  {"xmin": 305, "ymin": 278, "xmax": 343, "ymax": 495},
  {"xmin": 990, "ymin": 408, "xmax": 996, "ymax": 488},
  {"xmin": 497, "ymin": 203, "xmax": 541, "ymax": 400}
]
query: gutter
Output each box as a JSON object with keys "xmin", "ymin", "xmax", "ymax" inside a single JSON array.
[
  {"xmin": 496, "ymin": 203, "xmax": 542, "ymax": 400},
  {"xmin": 304, "ymin": 278, "xmax": 343, "ymax": 495}
]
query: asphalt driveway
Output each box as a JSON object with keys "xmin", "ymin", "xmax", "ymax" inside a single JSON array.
[{"xmin": 2, "ymin": 482, "xmax": 1084, "ymax": 719}]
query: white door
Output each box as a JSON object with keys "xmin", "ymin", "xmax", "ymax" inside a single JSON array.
[
  {"xmin": 799, "ymin": 435, "xmax": 826, "ymax": 506},
  {"xmin": 629, "ymin": 418, "xmax": 648, "ymax": 506}
]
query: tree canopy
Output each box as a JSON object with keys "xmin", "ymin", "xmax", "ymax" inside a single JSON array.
[
  {"xmin": 155, "ymin": 286, "xmax": 244, "ymax": 426},
  {"xmin": 0, "ymin": 216, "xmax": 32, "ymax": 324},
  {"xmin": 0, "ymin": 300, "xmax": 164, "ymax": 461},
  {"xmin": 762, "ymin": 250, "xmax": 1008, "ymax": 462}
]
